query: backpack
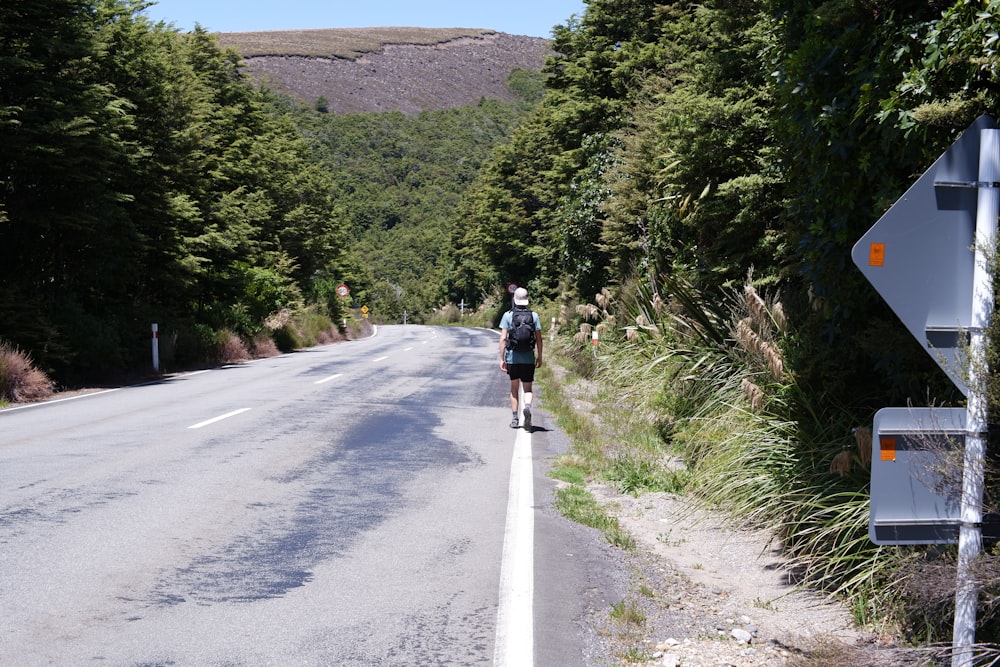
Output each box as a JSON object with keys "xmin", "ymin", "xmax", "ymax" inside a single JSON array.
[{"xmin": 506, "ymin": 307, "xmax": 536, "ymax": 352}]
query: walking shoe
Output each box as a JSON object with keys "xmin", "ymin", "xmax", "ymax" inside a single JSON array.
[
  {"xmin": 510, "ymin": 416, "xmax": 519, "ymax": 429},
  {"xmin": 522, "ymin": 405, "xmax": 532, "ymax": 429}
]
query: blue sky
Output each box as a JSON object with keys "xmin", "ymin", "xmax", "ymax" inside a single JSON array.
[{"xmin": 143, "ymin": 0, "xmax": 587, "ymax": 39}]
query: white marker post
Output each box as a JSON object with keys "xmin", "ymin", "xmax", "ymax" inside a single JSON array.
[
  {"xmin": 953, "ymin": 128, "xmax": 1000, "ymax": 667},
  {"xmin": 151, "ymin": 323, "xmax": 160, "ymax": 373}
]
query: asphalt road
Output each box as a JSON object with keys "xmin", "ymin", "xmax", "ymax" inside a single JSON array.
[{"xmin": 0, "ymin": 325, "xmax": 622, "ymax": 666}]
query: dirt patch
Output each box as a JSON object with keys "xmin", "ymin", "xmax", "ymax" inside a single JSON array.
[{"xmin": 589, "ymin": 483, "xmax": 863, "ymax": 665}]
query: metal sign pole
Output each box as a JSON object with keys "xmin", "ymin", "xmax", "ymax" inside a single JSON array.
[
  {"xmin": 953, "ymin": 128, "xmax": 1000, "ymax": 667},
  {"xmin": 151, "ymin": 323, "xmax": 160, "ymax": 373}
]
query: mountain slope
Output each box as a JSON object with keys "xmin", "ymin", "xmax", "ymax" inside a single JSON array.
[{"xmin": 217, "ymin": 28, "xmax": 553, "ymax": 114}]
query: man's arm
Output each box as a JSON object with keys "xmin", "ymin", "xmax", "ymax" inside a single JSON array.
[
  {"xmin": 499, "ymin": 329, "xmax": 508, "ymax": 368},
  {"xmin": 535, "ymin": 320, "xmax": 543, "ymax": 368}
]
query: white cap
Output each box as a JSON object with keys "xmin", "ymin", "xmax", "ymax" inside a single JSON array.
[{"xmin": 513, "ymin": 287, "xmax": 529, "ymax": 306}]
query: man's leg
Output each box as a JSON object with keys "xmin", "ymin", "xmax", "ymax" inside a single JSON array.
[
  {"xmin": 509, "ymin": 378, "xmax": 521, "ymax": 412},
  {"xmin": 509, "ymin": 378, "xmax": 521, "ymax": 427},
  {"xmin": 522, "ymin": 381, "xmax": 533, "ymax": 428}
]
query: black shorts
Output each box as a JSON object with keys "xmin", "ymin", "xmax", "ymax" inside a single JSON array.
[{"xmin": 507, "ymin": 362, "xmax": 536, "ymax": 383}]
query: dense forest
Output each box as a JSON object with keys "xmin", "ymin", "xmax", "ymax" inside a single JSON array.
[
  {"xmin": 0, "ymin": 1, "xmax": 539, "ymax": 381},
  {"xmin": 5, "ymin": 0, "xmax": 1000, "ymax": 651}
]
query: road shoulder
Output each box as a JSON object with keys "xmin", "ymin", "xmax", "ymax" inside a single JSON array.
[{"xmin": 587, "ymin": 483, "xmax": 863, "ymax": 665}]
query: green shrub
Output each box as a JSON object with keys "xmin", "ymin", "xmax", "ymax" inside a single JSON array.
[
  {"xmin": 292, "ymin": 307, "xmax": 337, "ymax": 345},
  {"xmin": 609, "ymin": 451, "xmax": 689, "ymax": 496},
  {"xmin": 272, "ymin": 325, "xmax": 301, "ymax": 352}
]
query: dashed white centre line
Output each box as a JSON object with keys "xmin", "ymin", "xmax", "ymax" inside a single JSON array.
[
  {"xmin": 372, "ymin": 356, "xmax": 388, "ymax": 363},
  {"xmin": 187, "ymin": 408, "xmax": 251, "ymax": 430},
  {"xmin": 314, "ymin": 373, "xmax": 343, "ymax": 384}
]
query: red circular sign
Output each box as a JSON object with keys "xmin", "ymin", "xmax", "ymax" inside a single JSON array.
[
  {"xmin": 506, "ymin": 283, "xmax": 518, "ymax": 295},
  {"xmin": 336, "ymin": 284, "xmax": 349, "ymax": 297}
]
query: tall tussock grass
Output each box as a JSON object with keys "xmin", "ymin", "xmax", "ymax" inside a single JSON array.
[
  {"xmin": 0, "ymin": 340, "xmax": 54, "ymax": 404},
  {"xmin": 551, "ymin": 270, "xmax": 997, "ymax": 646}
]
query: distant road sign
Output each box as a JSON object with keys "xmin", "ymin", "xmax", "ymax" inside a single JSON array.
[
  {"xmin": 851, "ymin": 115, "xmax": 998, "ymax": 396},
  {"xmin": 336, "ymin": 284, "xmax": 349, "ymax": 297},
  {"xmin": 506, "ymin": 283, "xmax": 518, "ymax": 295}
]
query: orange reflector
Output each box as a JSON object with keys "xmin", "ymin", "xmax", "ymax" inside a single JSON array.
[
  {"xmin": 869, "ymin": 242, "xmax": 885, "ymax": 267},
  {"xmin": 879, "ymin": 436, "xmax": 897, "ymax": 462}
]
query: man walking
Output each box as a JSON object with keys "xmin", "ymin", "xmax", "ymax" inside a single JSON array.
[{"xmin": 499, "ymin": 287, "xmax": 543, "ymax": 429}]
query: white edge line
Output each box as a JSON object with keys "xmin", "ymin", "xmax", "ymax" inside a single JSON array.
[
  {"xmin": 0, "ymin": 387, "xmax": 122, "ymax": 412},
  {"xmin": 188, "ymin": 407, "xmax": 251, "ymax": 430},
  {"xmin": 314, "ymin": 373, "xmax": 343, "ymax": 385},
  {"xmin": 1, "ymin": 366, "xmax": 217, "ymax": 414},
  {"xmin": 372, "ymin": 356, "xmax": 389, "ymax": 363},
  {"xmin": 494, "ymin": 417, "xmax": 534, "ymax": 666}
]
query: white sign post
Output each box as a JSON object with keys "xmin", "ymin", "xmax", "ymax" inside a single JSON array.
[
  {"xmin": 953, "ymin": 127, "xmax": 1000, "ymax": 667},
  {"xmin": 151, "ymin": 323, "xmax": 160, "ymax": 373}
]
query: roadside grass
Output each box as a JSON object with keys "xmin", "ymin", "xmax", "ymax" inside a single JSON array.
[
  {"xmin": 536, "ymin": 364, "xmax": 610, "ymax": 479},
  {"xmin": 548, "ymin": 461, "xmax": 587, "ymax": 486},
  {"xmin": 536, "ymin": 271, "xmax": 967, "ymax": 655},
  {"xmin": 539, "ymin": 356, "xmax": 686, "ymax": 497},
  {"xmin": 609, "ymin": 599, "xmax": 652, "ymax": 664},
  {"xmin": 553, "ymin": 485, "xmax": 635, "ymax": 550},
  {"xmin": 539, "ymin": 339, "xmax": 680, "ymax": 555},
  {"xmin": 610, "ymin": 446, "xmax": 690, "ymax": 496}
]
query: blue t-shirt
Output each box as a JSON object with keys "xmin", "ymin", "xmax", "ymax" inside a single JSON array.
[{"xmin": 500, "ymin": 308, "xmax": 541, "ymax": 364}]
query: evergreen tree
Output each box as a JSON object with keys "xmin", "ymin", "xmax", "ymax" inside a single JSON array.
[
  {"xmin": 768, "ymin": 0, "xmax": 968, "ymax": 401},
  {"xmin": 0, "ymin": 0, "xmax": 139, "ymax": 374}
]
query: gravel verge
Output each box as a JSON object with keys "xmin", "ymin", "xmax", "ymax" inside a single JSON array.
[{"xmin": 585, "ymin": 483, "xmax": 864, "ymax": 666}]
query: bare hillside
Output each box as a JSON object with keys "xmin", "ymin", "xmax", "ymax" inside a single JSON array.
[{"xmin": 217, "ymin": 28, "xmax": 553, "ymax": 115}]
